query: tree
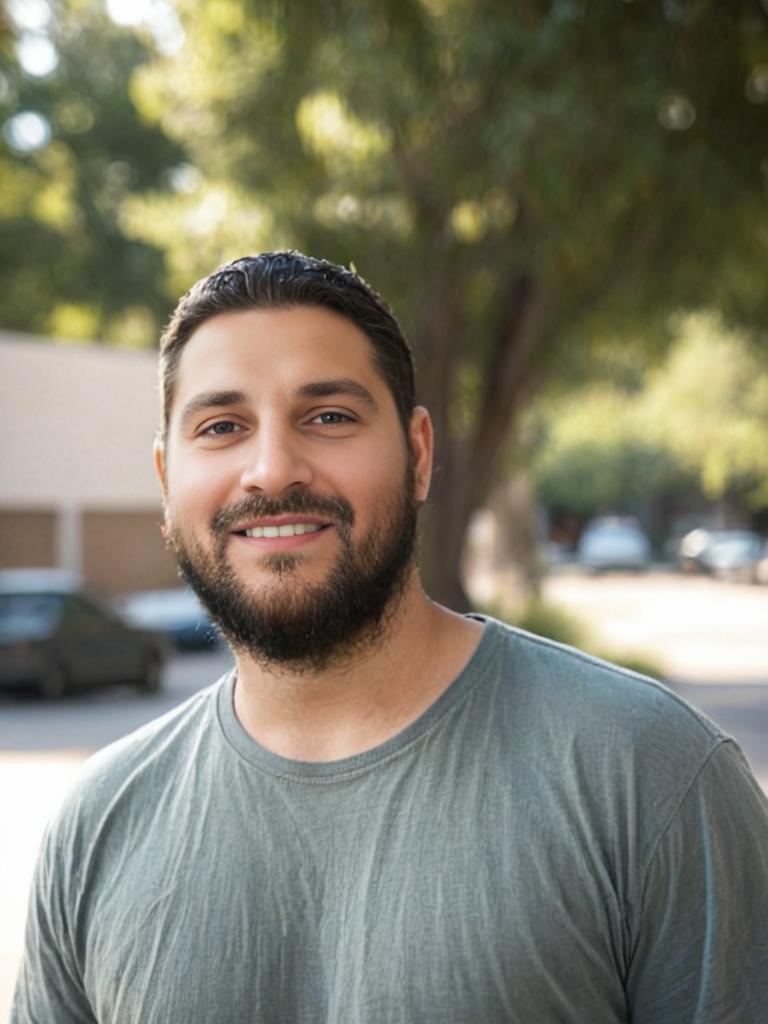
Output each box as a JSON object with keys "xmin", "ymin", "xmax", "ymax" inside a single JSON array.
[
  {"xmin": 124, "ymin": 0, "xmax": 768, "ymax": 606},
  {"xmin": 8, "ymin": 1, "xmax": 768, "ymax": 605},
  {"xmin": 0, "ymin": 0, "xmax": 184, "ymax": 343}
]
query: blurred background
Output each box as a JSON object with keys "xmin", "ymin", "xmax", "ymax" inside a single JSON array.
[{"xmin": 2, "ymin": 0, "xmax": 768, "ymax": 1014}]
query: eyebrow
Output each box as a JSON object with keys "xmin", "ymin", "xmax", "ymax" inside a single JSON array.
[
  {"xmin": 177, "ymin": 379, "xmax": 379, "ymax": 429},
  {"xmin": 297, "ymin": 379, "xmax": 379, "ymax": 410},
  {"xmin": 178, "ymin": 390, "xmax": 248, "ymax": 429}
]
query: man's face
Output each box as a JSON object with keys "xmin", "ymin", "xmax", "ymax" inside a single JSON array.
[{"xmin": 156, "ymin": 305, "xmax": 432, "ymax": 670}]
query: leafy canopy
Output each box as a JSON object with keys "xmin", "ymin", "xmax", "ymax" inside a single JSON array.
[
  {"xmin": 3, "ymin": 0, "xmax": 768, "ymax": 598},
  {"xmin": 531, "ymin": 314, "xmax": 768, "ymax": 518}
]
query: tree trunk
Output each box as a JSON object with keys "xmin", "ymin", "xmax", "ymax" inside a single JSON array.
[{"xmin": 415, "ymin": 273, "xmax": 552, "ymax": 610}]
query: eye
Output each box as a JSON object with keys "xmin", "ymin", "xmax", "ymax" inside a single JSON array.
[
  {"xmin": 202, "ymin": 420, "xmax": 242, "ymax": 436},
  {"xmin": 309, "ymin": 411, "xmax": 354, "ymax": 426}
]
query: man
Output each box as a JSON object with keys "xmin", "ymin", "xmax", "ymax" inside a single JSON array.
[{"xmin": 13, "ymin": 251, "xmax": 768, "ymax": 1022}]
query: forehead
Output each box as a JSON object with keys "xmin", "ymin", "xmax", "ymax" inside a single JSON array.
[{"xmin": 171, "ymin": 306, "xmax": 385, "ymax": 411}]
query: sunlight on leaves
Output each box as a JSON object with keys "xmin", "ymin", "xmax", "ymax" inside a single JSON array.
[
  {"xmin": 48, "ymin": 303, "xmax": 100, "ymax": 342},
  {"xmin": 296, "ymin": 91, "xmax": 389, "ymax": 168},
  {"xmin": 450, "ymin": 200, "xmax": 486, "ymax": 243},
  {"xmin": 121, "ymin": 183, "xmax": 278, "ymax": 293}
]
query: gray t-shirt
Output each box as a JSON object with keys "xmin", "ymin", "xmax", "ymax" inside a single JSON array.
[{"xmin": 12, "ymin": 618, "xmax": 768, "ymax": 1022}]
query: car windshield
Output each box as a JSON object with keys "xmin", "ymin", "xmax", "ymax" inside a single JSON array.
[{"xmin": 0, "ymin": 592, "xmax": 63, "ymax": 636}]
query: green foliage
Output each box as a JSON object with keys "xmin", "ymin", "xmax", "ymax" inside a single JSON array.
[
  {"xmin": 530, "ymin": 314, "xmax": 768, "ymax": 517},
  {"xmin": 125, "ymin": 0, "xmax": 768, "ymax": 602},
  {"xmin": 3, "ymin": 0, "xmax": 768, "ymax": 600},
  {"xmin": 123, "ymin": 1, "xmax": 768, "ymax": 362},
  {"xmin": 641, "ymin": 314, "xmax": 768, "ymax": 507},
  {"xmin": 0, "ymin": 0, "xmax": 184, "ymax": 342},
  {"xmin": 530, "ymin": 385, "xmax": 677, "ymax": 517},
  {"xmin": 535, "ymin": 438, "xmax": 671, "ymax": 518}
]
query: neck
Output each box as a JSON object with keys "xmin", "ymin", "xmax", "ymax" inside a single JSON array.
[{"xmin": 231, "ymin": 572, "xmax": 484, "ymax": 762}]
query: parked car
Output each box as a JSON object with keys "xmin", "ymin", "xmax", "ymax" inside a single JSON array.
[
  {"xmin": 678, "ymin": 528, "xmax": 766, "ymax": 582},
  {"xmin": 0, "ymin": 569, "xmax": 168, "ymax": 698},
  {"xmin": 117, "ymin": 587, "xmax": 220, "ymax": 651},
  {"xmin": 577, "ymin": 516, "xmax": 651, "ymax": 572}
]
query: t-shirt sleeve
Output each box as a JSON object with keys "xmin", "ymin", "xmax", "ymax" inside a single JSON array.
[
  {"xmin": 626, "ymin": 739, "xmax": 768, "ymax": 1023},
  {"xmin": 11, "ymin": 822, "xmax": 97, "ymax": 1024}
]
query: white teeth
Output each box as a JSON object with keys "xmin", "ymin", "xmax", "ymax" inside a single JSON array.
[{"xmin": 243, "ymin": 523, "xmax": 323, "ymax": 538}]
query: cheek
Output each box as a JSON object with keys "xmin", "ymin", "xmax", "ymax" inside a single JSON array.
[
  {"xmin": 348, "ymin": 448, "xmax": 410, "ymax": 514},
  {"xmin": 165, "ymin": 453, "xmax": 231, "ymax": 520}
]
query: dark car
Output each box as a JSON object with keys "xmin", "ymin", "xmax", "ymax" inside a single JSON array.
[
  {"xmin": 0, "ymin": 569, "xmax": 168, "ymax": 698},
  {"xmin": 117, "ymin": 587, "xmax": 220, "ymax": 651}
]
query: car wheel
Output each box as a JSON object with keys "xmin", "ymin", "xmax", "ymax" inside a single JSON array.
[
  {"xmin": 137, "ymin": 655, "xmax": 162, "ymax": 695},
  {"xmin": 38, "ymin": 662, "xmax": 69, "ymax": 699}
]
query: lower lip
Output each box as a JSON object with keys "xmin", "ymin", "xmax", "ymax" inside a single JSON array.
[{"xmin": 230, "ymin": 526, "xmax": 331, "ymax": 553}]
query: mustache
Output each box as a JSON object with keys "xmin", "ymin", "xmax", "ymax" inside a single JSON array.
[{"xmin": 210, "ymin": 491, "xmax": 355, "ymax": 536}]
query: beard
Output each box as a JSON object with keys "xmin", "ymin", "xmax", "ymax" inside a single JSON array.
[{"xmin": 165, "ymin": 467, "xmax": 419, "ymax": 672}]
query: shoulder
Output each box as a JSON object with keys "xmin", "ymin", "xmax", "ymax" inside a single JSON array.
[
  {"xmin": 627, "ymin": 737, "xmax": 768, "ymax": 1012},
  {"xmin": 472, "ymin": 617, "xmax": 732, "ymax": 831},
  {"xmin": 471, "ymin": 618, "xmax": 768, "ymax": 892},
  {"xmin": 479, "ymin": 614, "xmax": 725, "ymax": 749},
  {"xmin": 44, "ymin": 676, "xmax": 229, "ymax": 849}
]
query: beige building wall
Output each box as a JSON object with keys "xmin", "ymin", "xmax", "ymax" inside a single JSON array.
[
  {"xmin": 0, "ymin": 333, "xmax": 176, "ymax": 592},
  {"xmin": 0, "ymin": 333, "xmax": 161, "ymax": 508}
]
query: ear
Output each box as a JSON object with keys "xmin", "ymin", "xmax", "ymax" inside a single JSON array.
[
  {"xmin": 408, "ymin": 406, "xmax": 434, "ymax": 502},
  {"xmin": 153, "ymin": 437, "xmax": 168, "ymax": 503}
]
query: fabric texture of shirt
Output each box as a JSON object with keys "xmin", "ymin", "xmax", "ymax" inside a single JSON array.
[{"xmin": 12, "ymin": 617, "xmax": 768, "ymax": 1022}]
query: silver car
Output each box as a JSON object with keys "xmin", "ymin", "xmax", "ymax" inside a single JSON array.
[{"xmin": 577, "ymin": 517, "xmax": 651, "ymax": 572}]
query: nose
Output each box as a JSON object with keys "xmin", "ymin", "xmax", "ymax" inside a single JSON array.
[{"xmin": 238, "ymin": 423, "xmax": 313, "ymax": 495}]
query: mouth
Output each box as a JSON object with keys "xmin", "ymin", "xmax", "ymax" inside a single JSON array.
[{"xmin": 229, "ymin": 516, "xmax": 333, "ymax": 549}]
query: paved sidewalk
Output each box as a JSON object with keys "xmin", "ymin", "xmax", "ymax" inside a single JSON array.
[{"xmin": 543, "ymin": 570, "xmax": 768, "ymax": 685}]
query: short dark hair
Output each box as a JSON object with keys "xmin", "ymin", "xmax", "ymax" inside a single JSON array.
[{"xmin": 158, "ymin": 250, "xmax": 416, "ymax": 440}]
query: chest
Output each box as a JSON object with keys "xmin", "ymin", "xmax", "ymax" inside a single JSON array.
[{"xmin": 78, "ymin": 774, "xmax": 630, "ymax": 1023}]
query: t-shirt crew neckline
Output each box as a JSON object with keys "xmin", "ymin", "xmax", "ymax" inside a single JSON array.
[{"xmin": 216, "ymin": 615, "xmax": 498, "ymax": 783}]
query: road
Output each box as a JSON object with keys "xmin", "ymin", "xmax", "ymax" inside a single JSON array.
[{"xmin": 1, "ymin": 571, "xmax": 766, "ymax": 1018}]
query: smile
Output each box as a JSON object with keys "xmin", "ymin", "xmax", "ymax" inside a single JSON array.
[
  {"xmin": 241, "ymin": 523, "xmax": 324, "ymax": 539},
  {"xmin": 229, "ymin": 516, "xmax": 334, "ymax": 551}
]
